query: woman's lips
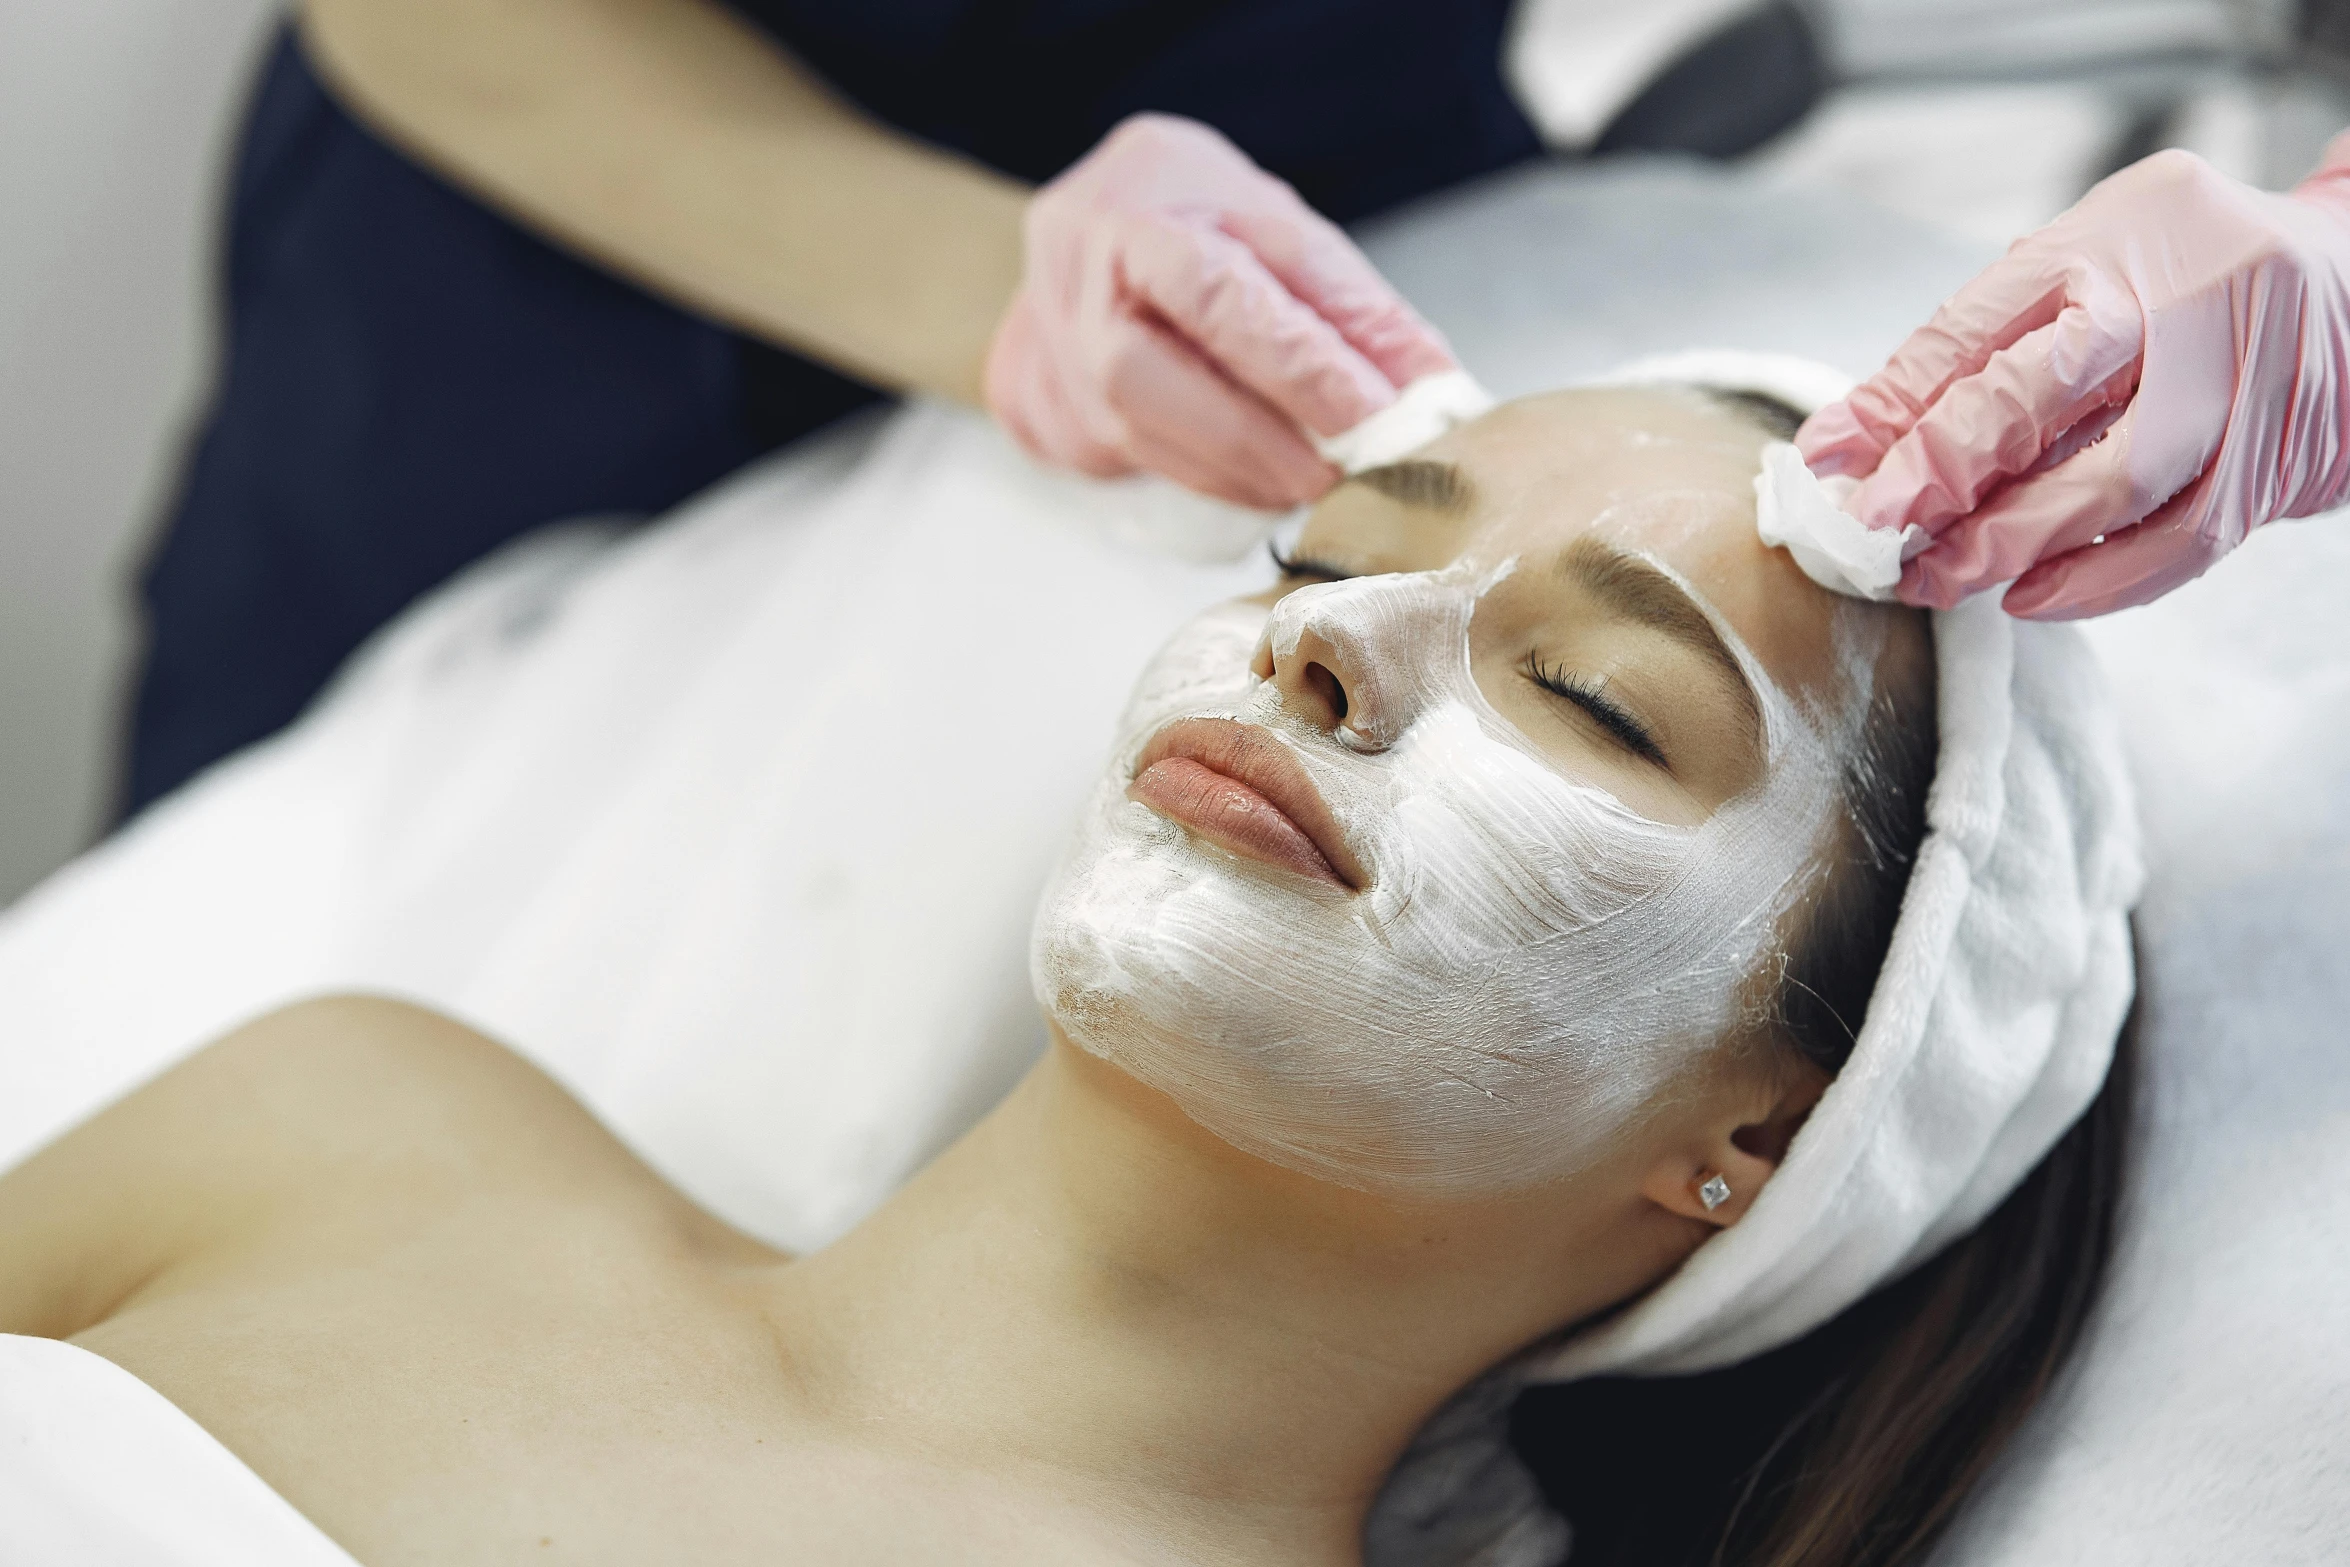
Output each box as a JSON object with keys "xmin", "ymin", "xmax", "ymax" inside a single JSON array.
[{"xmin": 1127, "ymin": 718, "xmax": 1362, "ymax": 890}]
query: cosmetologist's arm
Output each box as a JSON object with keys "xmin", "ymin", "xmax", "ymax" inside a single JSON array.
[{"xmin": 300, "ymin": 0, "xmax": 1027, "ymax": 404}]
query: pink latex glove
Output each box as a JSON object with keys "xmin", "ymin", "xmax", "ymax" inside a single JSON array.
[
  {"xmin": 1797, "ymin": 136, "xmax": 2350, "ymax": 618},
  {"xmin": 983, "ymin": 113, "xmax": 1458, "ymax": 510}
]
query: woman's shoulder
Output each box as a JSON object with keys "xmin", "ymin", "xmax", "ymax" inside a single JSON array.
[
  {"xmin": 188, "ymin": 995, "xmax": 625, "ymax": 1181},
  {"xmin": 0, "ymin": 996, "xmax": 751, "ymax": 1340},
  {"xmin": 117, "ymin": 995, "xmax": 642, "ymax": 1209}
]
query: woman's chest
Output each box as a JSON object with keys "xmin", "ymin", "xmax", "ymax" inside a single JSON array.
[
  {"xmin": 65, "ymin": 1228, "xmax": 1147, "ymax": 1566},
  {"xmin": 70, "ymin": 1227, "xmax": 771, "ymax": 1561}
]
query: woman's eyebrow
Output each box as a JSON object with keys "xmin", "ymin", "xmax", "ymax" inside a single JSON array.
[
  {"xmin": 1552, "ymin": 536, "xmax": 1763, "ymax": 740},
  {"xmin": 1341, "ymin": 459, "xmax": 1474, "ymax": 514}
]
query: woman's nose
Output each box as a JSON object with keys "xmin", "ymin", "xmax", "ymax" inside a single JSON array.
[
  {"xmin": 1251, "ymin": 624, "xmax": 1354, "ymax": 734},
  {"xmin": 1251, "ymin": 579, "xmax": 1429, "ymax": 751}
]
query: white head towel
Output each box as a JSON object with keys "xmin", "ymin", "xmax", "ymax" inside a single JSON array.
[{"xmin": 1349, "ymin": 353, "xmax": 2144, "ymax": 1565}]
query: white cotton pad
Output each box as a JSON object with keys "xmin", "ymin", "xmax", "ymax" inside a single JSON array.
[
  {"xmin": 1316, "ymin": 370, "xmax": 1497, "ymax": 474},
  {"xmin": 1753, "ymin": 442, "xmax": 1923, "ymax": 602}
]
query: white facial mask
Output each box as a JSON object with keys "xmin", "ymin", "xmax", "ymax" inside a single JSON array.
[{"xmin": 1030, "ymin": 559, "xmax": 1857, "ymax": 1196}]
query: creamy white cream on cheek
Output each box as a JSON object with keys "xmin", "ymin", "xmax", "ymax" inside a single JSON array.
[{"xmin": 1028, "ymin": 562, "xmax": 1853, "ymax": 1197}]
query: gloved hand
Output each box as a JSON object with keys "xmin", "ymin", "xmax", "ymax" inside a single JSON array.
[
  {"xmin": 1797, "ymin": 136, "xmax": 2350, "ymax": 617},
  {"xmin": 984, "ymin": 113, "xmax": 1458, "ymax": 510}
]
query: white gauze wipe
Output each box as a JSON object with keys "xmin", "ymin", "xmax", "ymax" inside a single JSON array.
[
  {"xmin": 1593, "ymin": 350, "xmax": 1928, "ymax": 601},
  {"xmin": 1030, "ymin": 555, "xmax": 1856, "ymax": 1196},
  {"xmin": 1754, "ymin": 445, "xmax": 1918, "ymax": 600},
  {"xmin": 1317, "ymin": 370, "xmax": 1499, "ymax": 476}
]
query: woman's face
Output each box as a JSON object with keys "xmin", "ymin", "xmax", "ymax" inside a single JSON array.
[
  {"xmin": 1277, "ymin": 389, "xmax": 1853, "ymax": 826},
  {"xmin": 1031, "ymin": 388, "xmax": 1890, "ymax": 1197}
]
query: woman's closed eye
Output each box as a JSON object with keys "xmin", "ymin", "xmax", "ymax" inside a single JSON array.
[
  {"xmin": 1268, "ymin": 541, "xmax": 1357, "ymax": 583},
  {"xmin": 1522, "ymin": 654, "xmax": 1668, "ymax": 769}
]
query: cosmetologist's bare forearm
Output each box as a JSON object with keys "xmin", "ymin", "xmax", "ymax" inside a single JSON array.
[{"xmin": 299, "ymin": 0, "xmax": 1027, "ymax": 403}]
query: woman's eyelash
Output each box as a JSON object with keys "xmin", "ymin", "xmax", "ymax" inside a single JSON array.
[
  {"xmin": 1268, "ymin": 541, "xmax": 1356, "ymax": 582},
  {"xmin": 1523, "ymin": 655, "xmax": 1668, "ymax": 768}
]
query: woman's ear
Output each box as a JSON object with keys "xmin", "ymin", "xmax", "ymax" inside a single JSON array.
[{"xmin": 1639, "ymin": 1058, "xmax": 1830, "ymax": 1228}]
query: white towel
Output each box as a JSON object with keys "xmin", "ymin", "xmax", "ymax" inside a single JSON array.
[{"xmin": 0, "ymin": 1335, "xmax": 358, "ymax": 1567}]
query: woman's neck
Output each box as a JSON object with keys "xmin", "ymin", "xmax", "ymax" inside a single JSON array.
[{"xmin": 757, "ymin": 1033, "xmax": 1666, "ymax": 1563}]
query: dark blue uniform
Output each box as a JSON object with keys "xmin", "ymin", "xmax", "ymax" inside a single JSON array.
[{"xmin": 129, "ymin": 0, "xmax": 1813, "ymax": 814}]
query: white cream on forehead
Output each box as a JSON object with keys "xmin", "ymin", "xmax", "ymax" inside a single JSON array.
[{"xmin": 1030, "ymin": 553, "xmax": 1868, "ymax": 1197}]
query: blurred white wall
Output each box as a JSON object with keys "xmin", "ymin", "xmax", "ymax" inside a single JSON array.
[
  {"xmin": 1746, "ymin": 68, "xmax": 2350, "ymax": 250},
  {"xmin": 1815, "ymin": 0, "xmax": 2289, "ymax": 75},
  {"xmin": 0, "ymin": 0, "xmax": 279, "ymax": 908}
]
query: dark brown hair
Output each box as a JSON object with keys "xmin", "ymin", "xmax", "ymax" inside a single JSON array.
[{"xmin": 1509, "ymin": 576, "xmax": 2137, "ymax": 1567}]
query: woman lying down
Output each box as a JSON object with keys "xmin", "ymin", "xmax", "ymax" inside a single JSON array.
[{"xmin": 0, "ymin": 379, "xmax": 2140, "ymax": 1567}]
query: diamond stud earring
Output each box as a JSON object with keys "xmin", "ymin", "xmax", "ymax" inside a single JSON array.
[{"xmin": 1698, "ymin": 1173, "xmax": 1732, "ymax": 1212}]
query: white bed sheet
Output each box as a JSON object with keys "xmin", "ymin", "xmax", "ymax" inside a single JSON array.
[
  {"xmin": 0, "ymin": 1335, "xmax": 360, "ymax": 1567},
  {"xmin": 1, "ymin": 159, "xmax": 2343, "ymax": 1561},
  {"xmin": 1940, "ymin": 518, "xmax": 2350, "ymax": 1565}
]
